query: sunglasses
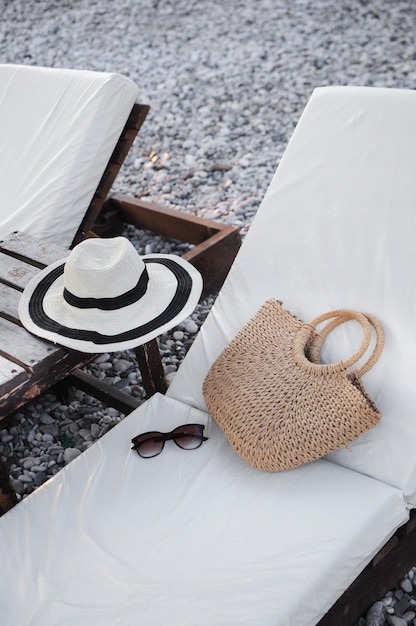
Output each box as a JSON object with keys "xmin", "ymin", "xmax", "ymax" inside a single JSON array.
[{"xmin": 131, "ymin": 424, "xmax": 208, "ymax": 458}]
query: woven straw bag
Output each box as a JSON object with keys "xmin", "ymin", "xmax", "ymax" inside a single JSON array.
[{"xmin": 202, "ymin": 299, "xmax": 384, "ymax": 471}]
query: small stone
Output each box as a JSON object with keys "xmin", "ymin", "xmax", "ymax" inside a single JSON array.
[
  {"xmin": 18, "ymin": 474, "xmax": 33, "ymax": 484},
  {"xmin": 114, "ymin": 378, "xmax": 130, "ymax": 389},
  {"xmin": 402, "ymin": 611, "xmax": 416, "ymax": 623},
  {"xmin": 93, "ymin": 353, "xmax": 111, "ymax": 364},
  {"xmin": 113, "ymin": 358, "xmax": 131, "ymax": 373},
  {"xmin": 63, "ymin": 448, "xmax": 81, "ymax": 464},
  {"xmin": 1, "ymin": 434, "xmax": 13, "ymax": 443},
  {"xmin": 27, "ymin": 430, "xmax": 36, "ymax": 443},
  {"xmin": 23, "ymin": 458, "xmax": 35, "ymax": 470},
  {"xmin": 40, "ymin": 413, "xmax": 54, "ymax": 425},
  {"xmin": 91, "ymin": 424, "xmax": 101, "ymax": 439},
  {"xmin": 78, "ymin": 429, "xmax": 93, "ymax": 442},
  {"xmin": 185, "ymin": 320, "xmax": 199, "ymax": 334},
  {"xmin": 396, "ymin": 598, "xmax": 411, "ymax": 616},
  {"xmin": 11, "ymin": 479, "xmax": 23, "ymax": 494},
  {"xmin": 32, "ymin": 463, "xmax": 47, "ymax": 473},
  {"xmin": 34, "ymin": 472, "xmax": 47, "ymax": 487},
  {"xmin": 387, "ymin": 615, "xmax": 408, "ymax": 626},
  {"xmin": 366, "ymin": 601, "xmax": 387, "ymax": 626},
  {"xmin": 400, "ymin": 579, "xmax": 414, "ymax": 594},
  {"xmin": 48, "ymin": 445, "xmax": 63, "ymax": 456},
  {"xmin": 173, "ymin": 331, "xmax": 184, "ymax": 341},
  {"xmin": 40, "ymin": 424, "xmax": 59, "ymax": 438},
  {"xmin": 98, "ymin": 362, "xmax": 113, "ymax": 370}
]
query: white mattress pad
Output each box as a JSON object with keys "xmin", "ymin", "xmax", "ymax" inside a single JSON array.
[
  {"xmin": 0, "ymin": 64, "xmax": 138, "ymax": 248},
  {"xmin": 169, "ymin": 86, "xmax": 416, "ymax": 504},
  {"xmin": 0, "ymin": 393, "xmax": 407, "ymax": 626}
]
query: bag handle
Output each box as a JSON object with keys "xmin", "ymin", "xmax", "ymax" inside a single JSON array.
[
  {"xmin": 292, "ymin": 309, "xmax": 384, "ymax": 377},
  {"xmin": 307, "ymin": 311, "xmax": 384, "ymax": 378}
]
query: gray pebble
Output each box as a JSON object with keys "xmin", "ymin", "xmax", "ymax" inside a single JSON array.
[
  {"xmin": 185, "ymin": 320, "xmax": 199, "ymax": 334},
  {"xmin": 40, "ymin": 413, "xmax": 54, "ymax": 425},
  {"xmin": 113, "ymin": 359, "xmax": 131, "ymax": 373},
  {"xmin": 93, "ymin": 353, "xmax": 111, "ymax": 364},
  {"xmin": 401, "ymin": 579, "xmax": 414, "ymax": 594},
  {"xmin": 34, "ymin": 472, "xmax": 47, "ymax": 487},
  {"xmin": 98, "ymin": 362, "xmax": 113, "ymax": 370},
  {"xmin": 11, "ymin": 479, "xmax": 23, "ymax": 495},
  {"xmin": 63, "ymin": 448, "xmax": 81, "ymax": 464},
  {"xmin": 387, "ymin": 616, "xmax": 408, "ymax": 626},
  {"xmin": 366, "ymin": 601, "xmax": 387, "ymax": 626},
  {"xmin": 18, "ymin": 475, "xmax": 33, "ymax": 484}
]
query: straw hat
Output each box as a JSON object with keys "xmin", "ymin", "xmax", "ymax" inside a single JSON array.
[{"xmin": 18, "ymin": 236, "xmax": 203, "ymax": 352}]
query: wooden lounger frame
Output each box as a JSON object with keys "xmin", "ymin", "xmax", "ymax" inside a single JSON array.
[
  {"xmin": 318, "ymin": 509, "xmax": 416, "ymax": 624},
  {"xmin": 71, "ymin": 103, "xmax": 150, "ymax": 248}
]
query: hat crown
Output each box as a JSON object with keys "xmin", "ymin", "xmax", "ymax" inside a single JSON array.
[{"xmin": 64, "ymin": 237, "xmax": 145, "ymax": 300}]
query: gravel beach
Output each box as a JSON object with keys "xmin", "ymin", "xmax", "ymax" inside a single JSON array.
[{"xmin": 1, "ymin": 1, "xmax": 416, "ymax": 623}]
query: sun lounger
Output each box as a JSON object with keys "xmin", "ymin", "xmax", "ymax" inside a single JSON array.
[
  {"xmin": 0, "ymin": 63, "xmax": 143, "ymax": 248},
  {"xmin": 1, "ymin": 85, "xmax": 414, "ymax": 625},
  {"xmin": 0, "ymin": 64, "xmax": 241, "ymax": 422}
]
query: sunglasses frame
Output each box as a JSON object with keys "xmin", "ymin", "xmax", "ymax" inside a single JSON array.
[{"xmin": 131, "ymin": 423, "xmax": 208, "ymax": 458}]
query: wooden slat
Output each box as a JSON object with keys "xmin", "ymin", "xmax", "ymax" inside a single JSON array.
[
  {"xmin": 112, "ymin": 195, "xmax": 227, "ymax": 243},
  {"xmin": 66, "ymin": 369, "xmax": 141, "ymax": 415},
  {"xmin": 0, "ymin": 252, "xmax": 40, "ymax": 290},
  {"xmin": 0, "ymin": 317, "xmax": 62, "ymax": 371},
  {"xmin": 0, "ymin": 282, "xmax": 21, "ymax": 322},
  {"xmin": 135, "ymin": 339, "xmax": 167, "ymax": 396},
  {"xmin": 0, "ymin": 354, "xmax": 29, "ymax": 394},
  {"xmin": 72, "ymin": 102, "xmax": 150, "ymax": 247},
  {"xmin": 0, "ymin": 350, "xmax": 95, "ymax": 419},
  {"xmin": 0, "ymin": 231, "xmax": 66, "ymax": 267}
]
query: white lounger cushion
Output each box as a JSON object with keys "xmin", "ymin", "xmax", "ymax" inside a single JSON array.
[
  {"xmin": 0, "ymin": 64, "xmax": 138, "ymax": 248},
  {"xmin": 169, "ymin": 86, "xmax": 416, "ymax": 504},
  {"xmin": 0, "ymin": 393, "xmax": 407, "ymax": 626}
]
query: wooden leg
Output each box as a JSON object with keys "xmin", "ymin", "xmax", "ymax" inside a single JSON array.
[
  {"xmin": 135, "ymin": 339, "xmax": 167, "ymax": 397},
  {"xmin": 0, "ymin": 457, "xmax": 17, "ymax": 516}
]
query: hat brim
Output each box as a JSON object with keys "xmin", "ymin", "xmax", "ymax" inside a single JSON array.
[{"xmin": 18, "ymin": 254, "xmax": 203, "ymax": 353}]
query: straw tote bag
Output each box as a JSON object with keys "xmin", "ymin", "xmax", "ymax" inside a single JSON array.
[{"xmin": 202, "ymin": 299, "xmax": 384, "ymax": 471}]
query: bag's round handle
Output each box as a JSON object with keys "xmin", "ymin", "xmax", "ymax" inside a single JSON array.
[
  {"xmin": 292, "ymin": 309, "xmax": 384, "ymax": 376},
  {"xmin": 307, "ymin": 311, "xmax": 384, "ymax": 377}
]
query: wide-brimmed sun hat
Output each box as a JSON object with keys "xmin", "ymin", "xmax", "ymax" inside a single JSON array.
[{"xmin": 18, "ymin": 236, "xmax": 203, "ymax": 353}]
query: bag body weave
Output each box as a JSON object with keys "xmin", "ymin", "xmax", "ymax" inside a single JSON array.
[{"xmin": 202, "ymin": 299, "xmax": 384, "ymax": 471}]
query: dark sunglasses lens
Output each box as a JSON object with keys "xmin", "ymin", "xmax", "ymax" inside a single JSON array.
[
  {"xmin": 132, "ymin": 432, "xmax": 164, "ymax": 458},
  {"xmin": 172, "ymin": 424, "xmax": 204, "ymax": 450}
]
